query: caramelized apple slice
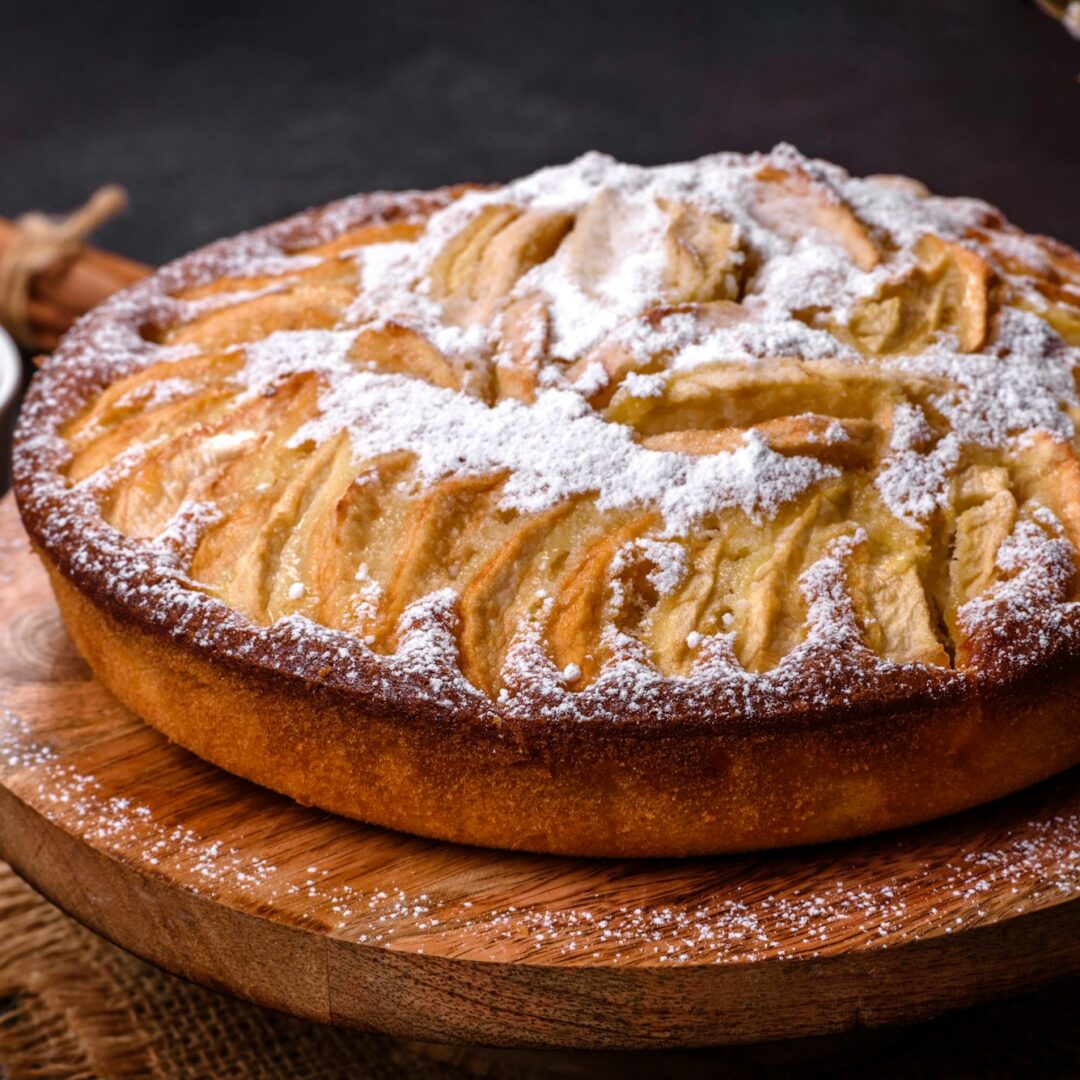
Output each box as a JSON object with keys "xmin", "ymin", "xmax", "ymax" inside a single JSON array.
[
  {"xmin": 494, "ymin": 295, "xmax": 549, "ymax": 402},
  {"xmin": 467, "ymin": 210, "xmax": 573, "ymax": 324},
  {"xmin": 104, "ymin": 372, "xmax": 321, "ymax": 539},
  {"xmin": 457, "ymin": 498, "xmax": 645, "ymax": 696},
  {"xmin": 866, "ymin": 173, "xmax": 930, "ymax": 197},
  {"xmin": 737, "ymin": 495, "xmax": 824, "ymax": 671},
  {"xmin": 753, "ymin": 163, "xmax": 880, "ymax": 272},
  {"xmin": 369, "ymin": 471, "xmax": 507, "ymax": 649},
  {"xmin": 917, "ymin": 235, "xmax": 992, "ymax": 352},
  {"xmin": 849, "ymin": 542, "xmax": 950, "ymax": 667},
  {"xmin": 67, "ymin": 383, "xmax": 239, "ymax": 484},
  {"xmin": 565, "ymin": 189, "xmax": 627, "ymax": 293},
  {"xmin": 848, "ymin": 235, "xmax": 993, "ymax": 354},
  {"xmin": 350, "ymin": 322, "xmax": 460, "ymax": 391},
  {"xmin": 161, "ymin": 283, "xmax": 354, "ymax": 350},
  {"xmin": 1010, "ymin": 432, "xmax": 1080, "ymax": 563},
  {"xmin": 944, "ymin": 489, "xmax": 1017, "ymax": 656},
  {"xmin": 546, "ymin": 512, "xmax": 659, "ymax": 688},
  {"xmin": 65, "ymin": 352, "xmax": 244, "ymax": 453},
  {"xmin": 457, "ymin": 499, "xmax": 583, "ymax": 696},
  {"xmin": 643, "ymin": 415, "xmax": 879, "ymax": 469},
  {"xmin": 609, "ymin": 358, "xmax": 939, "ymax": 437},
  {"xmin": 429, "ymin": 205, "xmax": 521, "ymax": 301},
  {"xmin": 660, "ymin": 199, "xmax": 743, "ymax": 304},
  {"xmin": 567, "ymin": 301, "xmax": 745, "ymax": 407},
  {"xmin": 646, "ymin": 536, "xmax": 723, "ymax": 676},
  {"xmin": 308, "ymin": 452, "xmax": 415, "ymax": 633},
  {"xmin": 171, "ymin": 223, "xmax": 422, "ymax": 306},
  {"xmin": 292, "ymin": 220, "xmax": 424, "ymax": 261},
  {"xmin": 259, "ymin": 434, "xmax": 362, "ymax": 624}
]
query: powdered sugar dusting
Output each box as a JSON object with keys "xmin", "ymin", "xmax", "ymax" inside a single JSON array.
[
  {"xmin": 13, "ymin": 146, "xmax": 1080, "ymax": 725},
  {"xmin": 238, "ymin": 147, "xmax": 1080, "ymax": 540},
  {"xmin": 263, "ymin": 349, "xmax": 836, "ymax": 532},
  {"xmin": 1, "ymin": 702, "xmax": 1077, "ymax": 965}
]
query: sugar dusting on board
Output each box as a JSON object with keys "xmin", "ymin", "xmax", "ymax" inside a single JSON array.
[
  {"xmin": 2, "ymin": 704, "xmax": 1079, "ymax": 964},
  {"xmin": 12, "ymin": 144, "xmax": 1080, "ymax": 723}
]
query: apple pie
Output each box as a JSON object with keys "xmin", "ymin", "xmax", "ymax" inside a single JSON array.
[{"xmin": 14, "ymin": 146, "xmax": 1080, "ymax": 855}]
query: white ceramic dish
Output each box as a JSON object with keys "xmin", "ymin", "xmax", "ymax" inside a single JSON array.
[{"xmin": 0, "ymin": 326, "xmax": 23, "ymax": 487}]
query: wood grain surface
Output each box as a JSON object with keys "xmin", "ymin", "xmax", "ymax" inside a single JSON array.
[{"xmin": 0, "ymin": 492, "xmax": 1079, "ymax": 1049}]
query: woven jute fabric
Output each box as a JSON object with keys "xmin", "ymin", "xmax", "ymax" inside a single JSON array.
[
  {"xmin": 0, "ymin": 861, "xmax": 462, "ymax": 1079},
  {"xmin": 1, "ymin": 857, "xmax": 1079, "ymax": 1079}
]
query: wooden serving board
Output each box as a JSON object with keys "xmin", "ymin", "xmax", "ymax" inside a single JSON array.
[{"xmin": 1, "ymin": 493, "xmax": 1079, "ymax": 1050}]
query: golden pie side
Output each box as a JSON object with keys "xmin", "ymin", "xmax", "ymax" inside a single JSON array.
[{"xmin": 13, "ymin": 149, "xmax": 1080, "ymax": 855}]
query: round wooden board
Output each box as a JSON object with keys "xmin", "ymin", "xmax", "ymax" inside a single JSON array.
[{"xmin": 1, "ymin": 494, "xmax": 1079, "ymax": 1050}]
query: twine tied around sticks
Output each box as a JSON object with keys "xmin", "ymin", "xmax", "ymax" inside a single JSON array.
[{"xmin": 0, "ymin": 185, "xmax": 128, "ymax": 349}]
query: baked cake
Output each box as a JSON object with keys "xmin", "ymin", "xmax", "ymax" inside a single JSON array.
[{"xmin": 13, "ymin": 147, "xmax": 1080, "ymax": 855}]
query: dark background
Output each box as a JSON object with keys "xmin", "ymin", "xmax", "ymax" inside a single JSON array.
[
  {"xmin": 2, "ymin": 0, "xmax": 1078, "ymax": 268},
  {"xmin": 1, "ymin": 2, "xmax": 1080, "ymax": 1072},
  {"xmin": 5, "ymin": 0, "xmax": 1079, "ymax": 478}
]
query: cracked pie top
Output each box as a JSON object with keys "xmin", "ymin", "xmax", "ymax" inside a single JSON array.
[{"xmin": 14, "ymin": 147, "xmax": 1080, "ymax": 855}]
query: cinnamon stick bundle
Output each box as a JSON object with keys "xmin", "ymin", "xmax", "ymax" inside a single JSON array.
[{"xmin": 0, "ymin": 191, "xmax": 151, "ymax": 352}]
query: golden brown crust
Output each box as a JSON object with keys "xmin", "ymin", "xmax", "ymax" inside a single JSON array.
[
  {"xmin": 42, "ymin": 548, "xmax": 1080, "ymax": 856},
  {"xmin": 14, "ymin": 157, "xmax": 1080, "ymax": 855}
]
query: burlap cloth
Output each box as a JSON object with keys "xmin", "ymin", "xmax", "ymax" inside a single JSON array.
[{"xmin": 1, "ymin": 857, "xmax": 1078, "ymax": 1079}]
